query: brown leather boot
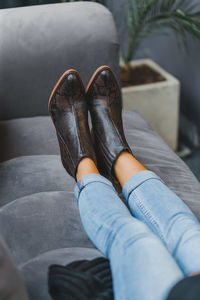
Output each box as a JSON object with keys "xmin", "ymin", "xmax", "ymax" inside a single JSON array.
[
  {"xmin": 86, "ymin": 65, "xmax": 132, "ymax": 180},
  {"xmin": 48, "ymin": 69, "xmax": 96, "ymax": 179}
]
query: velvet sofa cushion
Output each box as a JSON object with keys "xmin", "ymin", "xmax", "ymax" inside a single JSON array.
[
  {"xmin": 0, "ymin": 110, "xmax": 199, "ymax": 216},
  {"xmin": 0, "ymin": 117, "xmax": 59, "ymax": 163},
  {"xmin": 0, "ymin": 155, "xmax": 73, "ymax": 205},
  {"xmin": 0, "ymin": 190, "xmax": 94, "ymax": 266},
  {"xmin": 0, "ymin": 110, "xmax": 200, "ymax": 300}
]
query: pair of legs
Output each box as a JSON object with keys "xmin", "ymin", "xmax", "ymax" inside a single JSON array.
[
  {"xmin": 75, "ymin": 153, "xmax": 200, "ymax": 300},
  {"xmin": 48, "ymin": 66, "xmax": 200, "ymax": 299}
]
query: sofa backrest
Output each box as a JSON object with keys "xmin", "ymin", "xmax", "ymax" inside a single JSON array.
[{"xmin": 0, "ymin": 2, "xmax": 119, "ymax": 120}]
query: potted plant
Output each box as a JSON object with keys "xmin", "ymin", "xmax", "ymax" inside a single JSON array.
[{"xmin": 119, "ymin": 0, "xmax": 200, "ymax": 150}]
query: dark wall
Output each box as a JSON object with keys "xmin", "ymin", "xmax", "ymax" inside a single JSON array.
[
  {"xmin": 0, "ymin": 1, "xmax": 60, "ymax": 9},
  {"xmin": 139, "ymin": 36, "xmax": 200, "ymax": 130},
  {"xmin": 0, "ymin": 0, "xmax": 105, "ymax": 9}
]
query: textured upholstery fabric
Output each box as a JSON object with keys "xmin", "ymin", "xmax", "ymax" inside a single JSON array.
[
  {"xmin": 0, "ymin": 117, "xmax": 59, "ymax": 162},
  {"xmin": 0, "ymin": 2, "xmax": 119, "ymax": 120},
  {"xmin": 0, "ymin": 111, "xmax": 199, "ymax": 299},
  {"xmin": 0, "ymin": 111, "xmax": 200, "ymax": 216},
  {"xmin": 0, "ymin": 191, "xmax": 94, "ymax": 265},
  {"xmin": 0, "ymin": 155, "xmax": 73, "ymax": 205},
  {"xmin": 0, "ymin": 110, "xmax": 199, "ymax": 256}
]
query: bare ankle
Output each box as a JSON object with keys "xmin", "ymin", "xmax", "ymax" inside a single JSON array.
[
  {"xmin": 189, "ymin": 271, "xmax": 200, "ymax": 277},
  {"xmin": 76, "ymin": 157, "xmax": 99, "ymax": 182},
  {"xmin": 114, "ymin": 151, "xmax": 147, "ymax": 187}
]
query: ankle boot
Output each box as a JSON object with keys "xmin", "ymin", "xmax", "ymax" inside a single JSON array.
[
  {"xmin": 86, "ymin": 65, "xmax": 132, "ymax": 179},
  {"xmin": 49, "ymin": 69, "xmax": 96, "ymax": 179}
]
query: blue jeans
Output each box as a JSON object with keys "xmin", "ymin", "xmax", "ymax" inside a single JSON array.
[{"xmin": 74, "ymin": 171, "xmax": 200, "ymax": 300}]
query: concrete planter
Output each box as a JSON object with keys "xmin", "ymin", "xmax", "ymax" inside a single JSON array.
[{"xmin": 122, "ymin": 59, "xmax": 180, "ymax": 150}]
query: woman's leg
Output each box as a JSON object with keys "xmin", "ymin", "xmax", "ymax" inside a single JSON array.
[
  {"xmin": 114, "ymin": 151, "xmax": 200, "ymax": 276},
  {"xmin": 75, "ymin": 158, "xmax": 184, "ymax": 300}
]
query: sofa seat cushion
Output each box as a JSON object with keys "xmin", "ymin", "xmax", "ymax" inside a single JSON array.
[
  {"xmin": 0, "ymin": 110, "xmax": 200, "ymax": 222},
  {"xmin": 0, "ymin": 191, "xmax": 94, "ymax": 265},
  {"xmin": 0, "ymin": 110, "xmax": 199, "ymax": 266},
  {"xmin": 0, "ymin": 155, "xmax": 73, "ymax": 206},
  {"xmin": 1, "ymin": 110, "xmax": 199, "ymax": 217},
  {"xmin": 20, "ymin": 247, "xmax": 102, "ymax": 300},
  {"xmin": 0, "ymin": 117, "xmax": 59, "ymax": 163},
  {"xmin": 0, "ymin": 109, "xmax": 200, "ymax": 300}
]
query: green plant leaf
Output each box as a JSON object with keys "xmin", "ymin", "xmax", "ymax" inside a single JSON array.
[
  {"xmin": 160, "ymin": 0, "xmax": 176, "ymax": 12},
  {"xmin": 123, "ymin": 0, "xmax": 200, "ymax": 63}
]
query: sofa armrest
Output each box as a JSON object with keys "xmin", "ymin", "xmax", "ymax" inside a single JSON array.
[{"xmin": 0, "ymin": 2, "xmax": 119, "ymax": 120}]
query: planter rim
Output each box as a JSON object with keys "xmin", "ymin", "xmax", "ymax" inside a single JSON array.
[
  {"xmin": 120, "ymin": 58, "xmax": 180, "ymax": 89},
  {"xmin": 122, "ymin": 80, "xmax": 180, "ymax": 92}
]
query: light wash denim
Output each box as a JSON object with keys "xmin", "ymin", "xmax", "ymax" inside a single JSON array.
[{"xmin": 74, "ymin": 171, "xmax": 200, "ymax": 300}]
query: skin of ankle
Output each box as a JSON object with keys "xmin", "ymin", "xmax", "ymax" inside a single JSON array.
[
  {"xmin": 76, "ymin": 157, "xmax": 99, "ymax": 182},
  {"xmin": 114, "ymin": 151, "xmax": 147, "ymax": 187},
  {"xmin": 189, "ymin": 271, "xmax": 200, "ymax": 277}
]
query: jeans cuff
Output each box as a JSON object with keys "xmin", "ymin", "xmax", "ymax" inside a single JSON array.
[
  {"xmin": 74, "ymin": 173, "xmax": 113, "ymax": 202},
  {"xmin": 122, "ymin": 170, "xmax": 162, "ymax": 201}
]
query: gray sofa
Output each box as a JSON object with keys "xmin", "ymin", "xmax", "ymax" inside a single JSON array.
[{"xmin": 0, "ymin": 2, "xmax": 200, "ymax": 300}]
